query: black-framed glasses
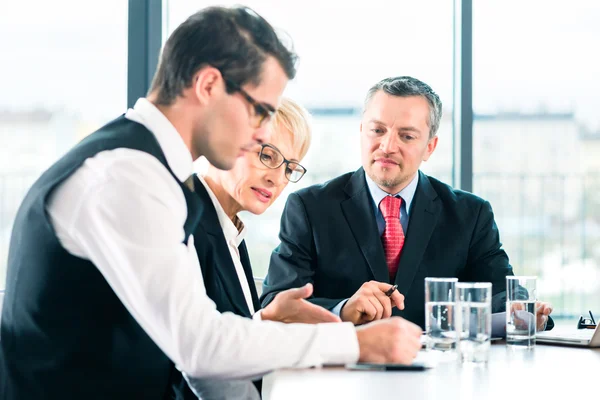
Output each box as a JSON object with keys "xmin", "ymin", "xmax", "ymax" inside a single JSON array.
[
  {"xmin": 224, "ymin": 79, "xmax": 275, "ymax": 128},
  {"xmin": 258, "ymin": 144, "xmax": 307, "ymax": 183},
  {"xmin": 577, "ymin": 310, "xmax": 597, "ymax": 329}
]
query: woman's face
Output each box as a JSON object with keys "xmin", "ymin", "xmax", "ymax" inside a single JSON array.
[{"xmin": 217, "ymin": 128, "xmax": 302, "ymax": 215}]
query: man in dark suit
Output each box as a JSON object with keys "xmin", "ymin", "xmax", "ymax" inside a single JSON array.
[{"xmin": 261, "ymin": 76, "xmax": 553, "ymax": 330}]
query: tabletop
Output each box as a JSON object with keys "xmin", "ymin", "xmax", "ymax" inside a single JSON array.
[{"xmin": 263, "ymin": 342, "xmax": 600, "ymax": 400}]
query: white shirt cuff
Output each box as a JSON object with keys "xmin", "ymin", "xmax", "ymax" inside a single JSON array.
[
  {"xmin": 316, "ymin": 322, "xmax": 359, "ymax": 365},
  {"xmin": 252, "ymin": 310, "xmax": 263, "ymax": 321}
]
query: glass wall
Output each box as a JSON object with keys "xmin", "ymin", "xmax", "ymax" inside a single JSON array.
[
  {"xmin": 2, "ymin": 0, "xmax": 596, "ymax": 319},
  {"xmin": 473, "ymin": 1, "xmax": 600, "ymax": 316},
  {"xmin": 168, "ymin": 0, "xmax": 455, "ymax": 277},
  {"xmin": 0, "ymin": 1, "xmax": 128, "ymax": 289}
]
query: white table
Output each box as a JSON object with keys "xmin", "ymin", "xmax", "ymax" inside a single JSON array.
[{"xmin": 263, "ymin": 342, "xmax": 600, "ymax": 400}]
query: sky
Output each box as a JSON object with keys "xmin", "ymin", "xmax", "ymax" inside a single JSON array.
[{"xmin": 1, "ymin": 0, "xmax": 599, "ymax": 128}]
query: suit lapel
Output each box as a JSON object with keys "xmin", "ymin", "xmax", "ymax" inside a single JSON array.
[
  {"xmin": 394, "ymin": 172, "xmax": 441, "ymax": 295},
  {"xmin": 239, "ymin": 240, "xmax": 260, "ymax": 313},
  {"xmin": 341, "ymin": 168, "xmax": 389, "ymax": 283},
  {"xmin": 193, "ymin": 176, "xmax": 252, "ymax": 317}
]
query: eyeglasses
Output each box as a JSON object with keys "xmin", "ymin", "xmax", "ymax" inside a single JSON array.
[
  {"xmin": 577, "ymin": 310, "xmax": 597, "ymax": 329},
  {"xmin": 224, "ymin": 79, "xmax": 275, "ymax": 128},
  {"xmin": 258, "ymin": 144, "xmax": 307, "ymax": 183}
]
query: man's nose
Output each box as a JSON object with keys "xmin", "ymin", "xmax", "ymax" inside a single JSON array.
[
  {"xmin": 253, "ymin": 124, "xmax": 271, "ymax": 145},
  {"xmin": 379, "ymin": 132, "xmax": 399, "ymax": 153}
]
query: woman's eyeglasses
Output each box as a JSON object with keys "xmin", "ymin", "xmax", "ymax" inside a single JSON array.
[{"xmin": 257, "ymin": 144, "xmax": 306, "ymax": 183}]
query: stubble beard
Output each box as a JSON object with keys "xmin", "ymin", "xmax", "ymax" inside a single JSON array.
[{"xmin": 367, "ymin": 163, "xmax": 409, "ymax": 192}]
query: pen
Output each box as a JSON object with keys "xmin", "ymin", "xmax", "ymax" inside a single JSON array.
[
  {"xmin": 385, "ymin": 284, "xmax": 398, "ymax": 297},
  {"xmin": 347, "ymin": 363, "xmax": 428, "ymax": 371},
  {"xmin": 590, "ymin": 310, "xmax": 596, "ymax": 325}
]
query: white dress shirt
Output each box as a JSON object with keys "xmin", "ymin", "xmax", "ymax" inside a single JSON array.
[
  {"xmin": 46, "ymin": 98, "xmax": 359, "ymax": 380},
  {"xmin": 196, "ymin": 176, "xmax": 256, "ymax": 316}
]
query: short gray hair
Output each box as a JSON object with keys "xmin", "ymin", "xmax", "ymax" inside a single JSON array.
[{"xmin": 363, "ymin": 76, "xmax": 442, "ymax": 139}]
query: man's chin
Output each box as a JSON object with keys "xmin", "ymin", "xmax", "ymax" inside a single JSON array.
[
  {"xmin": 375, "ymin": 178, "xmax": 402, "ymax": 190},
  {"xmin": 368, "ymin": 172, "xmax": 405, "ymax": 192},
  {"xmin": 208, "ymin": 156, "xmax": 235, "ymax": 171},
  {"xmin": 366, "ymin": 168, "xmax": 398, "ymax": 186}
]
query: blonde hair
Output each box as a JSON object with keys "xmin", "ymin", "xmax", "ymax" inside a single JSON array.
[{"xmin": 268, "ymin": 97, "xmax": 312, "ymax": 161}]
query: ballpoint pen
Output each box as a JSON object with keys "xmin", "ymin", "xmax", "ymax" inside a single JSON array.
[{"xmin": 385, "ymin": 284, "xmax": 398, "ymax": 297}]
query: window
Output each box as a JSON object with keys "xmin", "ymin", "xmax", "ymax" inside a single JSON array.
[
  {"xmin": 473, "ymin": 1, "xmax": 600, "ymax": 316},
  {"xmin": 0, "ymin": 1, "xmax": 127, "ymax": 289},
  {"xmin": 168, "ymin": 0, "xmax": 455, "ymax": 277}
]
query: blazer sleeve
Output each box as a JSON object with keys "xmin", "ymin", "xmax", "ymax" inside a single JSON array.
[
  {"xmin": 260, "ymin": 193, "xmax": 345, "ymax": 311},
  {"xmin": 463, "ymin": 200, "xmax": 554, "ymax": 330},
  {"xmin": 464, "ymin": 200, "xmax": 513, "ymax": 301}
]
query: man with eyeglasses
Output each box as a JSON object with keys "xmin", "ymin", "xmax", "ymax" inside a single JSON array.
[
  {"xmin": 261, "ymin": 76, "xmax": 554, "ymax": 332},
  {"xmin": 0, "ymin": 7, "xmax": 422, "ymax": 400}
]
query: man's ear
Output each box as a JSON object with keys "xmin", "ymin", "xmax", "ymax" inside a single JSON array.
[
  {"xmin": 193, "ymin": 67, "xmax": 224, "ymax": 105},
  {"xmin": 422, "ymin": 135, "xmax": 439, "ymax": 161}
]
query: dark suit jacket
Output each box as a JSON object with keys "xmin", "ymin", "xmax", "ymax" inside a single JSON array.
[
  {"xmin": 191, "ymin": 175, "xmax": 263, "ymax": 395},
  {"xmin": 192, "ymin": 175, "xmax": 261, "ymax": 318},
  {"xmin": 261, "ymin": 168, "xmax": 552, "ymax": 330}
]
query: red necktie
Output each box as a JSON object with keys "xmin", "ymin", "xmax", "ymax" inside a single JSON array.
[{"xmin": 379, "ymin": 196, "xmax": 405, "ymax": 281}]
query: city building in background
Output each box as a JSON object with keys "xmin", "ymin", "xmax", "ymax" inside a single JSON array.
[{"xmin": 1, "ymin": 0, "xmax": 598, "ymax": 318}]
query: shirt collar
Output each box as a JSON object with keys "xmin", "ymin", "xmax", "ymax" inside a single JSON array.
[
  {"xmin": 365, "ymin": 171, "xmax": 419, "ymax": 215},
  {"xmin": 124, "ymin": 98, "xmax": 193, "ymax": 183},
  {"xmin": 196, "ymin": 175, "xmax": 247, "ymax": 247}
]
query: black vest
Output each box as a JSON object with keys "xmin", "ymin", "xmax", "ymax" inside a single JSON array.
[{"xmin": 0, "ymin": 116, "xmax": 200, "ymax": 399}]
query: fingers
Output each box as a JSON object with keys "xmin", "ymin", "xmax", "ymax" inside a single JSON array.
[
  {"xmin": 298, "ymin": 300, "xmax": 341, "ymax": 323},
  {"xmin": 372, "ymin": 291, "xmax": 393, "ymax": 319},
  {"xmin": 389, "ymin": 318, "xmax": 422, "ymax": 364},
  {"xmin": 535, "ymin": 302, "xmax": 553, "ymax": 316},
  {"xmin": 281, "ymin": 283, "xmax": 313, "ymax": 300},
  {"xmin": 347, "ymin": 281, "xmax": 407, "ymax": 324},
  {"xmin": 535, "ymin": 302, "xmax": 552, "ymax": 331},
  {"xmin": 399, "ymin": 336, "xmax": 421, "ymax": 363},
  {"xmin": 390, "ymin": 291, "xmax": 405, "ymax": 310},
  {"xmin": 367, "ymin": 296, "xmax": 384, "ymax": 321},
  {"xmin": 404, "ymin": 319, "xmax": 423, "ymax": 338},
  {"xmin": 537, "ymin": 314, "xmax": 549, "ymax": 331},
  {"xmin": 541, "ymin": 303, "xmax": 553, "ymax": 316},
  {"xmin": 372, "ymin": 281, "xmax": 405, "ymax": 310},
  {"xmin": 359, "ymin": 298, "xmax": 379, "ymax": 323}
]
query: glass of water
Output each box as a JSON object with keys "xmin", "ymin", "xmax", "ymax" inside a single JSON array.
[
  {"xmin": 425, "ymin": 277, "xmax": 458, "ymax": 352},
  {"xmin": 506, "ymin": 276, "xmax": 537, "ymax": 348},
  {"xmin": 456, "ymin": 282, "xmax": 492, "ymax": 363}
]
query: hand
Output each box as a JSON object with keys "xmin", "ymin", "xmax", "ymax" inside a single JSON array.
[
  {"xmin": 535, "ymin": 301, "xmax": 553, "ymax": 331},
  {"xmin": 260, "ymin": 283, "xmax": 341, "ymax": 324},
  {"xmin": 509, "ymin": 301, "xmax": 553, "ymax": 332},
  {"xmin": 356, "ymin": 317, "xmax": 422, "ymax": 364},
  {"xmin": 340, "ymin": 281, "xmax": 405, "ymax": 325}
]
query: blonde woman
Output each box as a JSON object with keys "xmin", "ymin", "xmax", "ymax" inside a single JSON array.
[
  {"xmin": 191, "ymin": 97, "xmax": 338, "ymax": 325},
  {"xmin": 186, "ymin": 98, "xmax": 338, "ymax": 399}
]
